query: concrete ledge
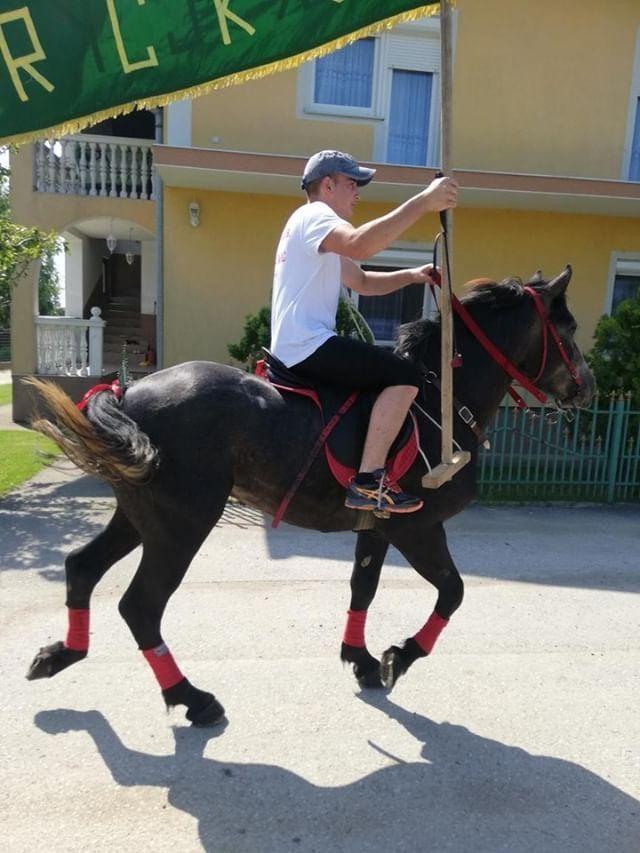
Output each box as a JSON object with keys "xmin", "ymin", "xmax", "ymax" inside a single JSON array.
[{"xmin": 12, "ymin": 373, "xmax": 118, "ymax": 425}]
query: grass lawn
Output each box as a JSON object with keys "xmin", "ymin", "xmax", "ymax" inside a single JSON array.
[
  {"xmin": 0, "ymin": 384, "xmax": 11, "ymax": 407},
  {"xmin": 0, "ymin": 430, "xmax": 61, "ymax": 497}
]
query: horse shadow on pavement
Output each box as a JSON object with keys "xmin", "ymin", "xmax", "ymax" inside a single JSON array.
[{"xmin": 35, "ymin": 696, "xmax": 639, "ymax": 853}]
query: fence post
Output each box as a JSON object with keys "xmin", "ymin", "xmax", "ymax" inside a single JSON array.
[
  {"xmin": 88, "ymin": 307, "xmax": 105, "ymax": 377},
  {"xmin": 606, "ymin": 395, "xmax": 625, "ymax": 503}
]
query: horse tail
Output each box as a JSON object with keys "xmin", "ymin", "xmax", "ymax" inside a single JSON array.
[{"xmin": 26, "ymin": 378, "xmax": 158, "ymax": 486}]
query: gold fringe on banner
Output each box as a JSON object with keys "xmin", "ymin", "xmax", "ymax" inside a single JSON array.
[{"xmin": 3, "ymin": 4, "xmax": 441, "ymax": 148}]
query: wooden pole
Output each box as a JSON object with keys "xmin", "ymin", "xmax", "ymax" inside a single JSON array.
[
  {"xmin": 422, "ymin": 0, "xmax": 471, "ymax": 488},
  {"xmin": 439, "ymin": 0, "xmax": 454, "ymax": 465}
]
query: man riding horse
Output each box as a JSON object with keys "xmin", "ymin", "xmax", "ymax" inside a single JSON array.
[{"xmin": 271, "ymin": 150, "xmax": 458, "ymax": 515}]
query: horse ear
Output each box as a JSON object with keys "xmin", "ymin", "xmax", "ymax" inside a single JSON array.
[
  {"xmin": 529, "ymin": 269, "xmax": 544, "ymax": 284},
  {"xmin": 542, "ymin": 265, "xmax": 572, "ymax": 299}
]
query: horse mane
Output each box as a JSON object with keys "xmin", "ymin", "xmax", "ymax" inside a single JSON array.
[{"xmin": 395, "ymin": 276, "xmax": 527, "ymax": 362}]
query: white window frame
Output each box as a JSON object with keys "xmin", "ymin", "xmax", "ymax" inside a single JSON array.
[
  {"xmin": 604, "ymin": 253, "xmax": 640, "ymax": 313},
  {"xmin": 621, "ymin": 27, "xmax": 640, "ymax": 180},
  {"xmin": 297, "ymin": 18, "xmax": 445, "ymax": 166},
  {"xmin": 300, "ymin": 36, "xmax": 383, "ymax": 120},
  {"xmin": 349, "ymin": 242, "xmax": 435, "ymax": 347}
]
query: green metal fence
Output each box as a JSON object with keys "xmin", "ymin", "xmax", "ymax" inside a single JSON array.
[
  {"xmin": 0, "ymin": 329, "xmax": 9, "ymax": 362},
  {"xmin": 477, "ymin": 394, "xmax": 640, "ymax": 502}
]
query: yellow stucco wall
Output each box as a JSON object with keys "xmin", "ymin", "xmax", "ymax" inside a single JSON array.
[
  {"xmin": 453, "ymin": 0, "xmax": 640, "ymax": 177},
  {"xmin": 163, "ymin": 187, "xmax": 636, "ymax": 366},
  {"xmin": 189, "ymin": 1, "xmax": 640, "ymax": 179},
  {"xmin": 191, "ymin": 69, "xmax": 374, "ymax": 161},
  {"xmin": 455, "ymin": 209, "xmax": 639, "ymax": 352}
]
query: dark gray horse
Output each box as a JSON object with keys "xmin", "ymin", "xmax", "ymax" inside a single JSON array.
[{"xmin": 26, "ymin": 266, "xmax": 594, "ymax": 726}]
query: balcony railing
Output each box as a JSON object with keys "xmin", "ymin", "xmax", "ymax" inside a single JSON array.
[
  {"xmin": 34, "ymin": 134, "xmax": 155, "ymax": 200},
  {"xmin": 35, "ymin": 308, "xmax": 105, "ymax": 376}
]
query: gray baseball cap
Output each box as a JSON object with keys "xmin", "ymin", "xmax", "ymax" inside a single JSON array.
[{"xmin": 301, "ymin": 150, "xmax": 376, "ymax": 190}]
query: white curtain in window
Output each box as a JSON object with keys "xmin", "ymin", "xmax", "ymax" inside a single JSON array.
[
  {"xmin": 314, "ymin": 38, "xmax": 374, "ymax": 107},
  {"xmin": 387, "ymin": 70, "xmax": 432, "ymax": 166},
  {"xmin": 630, "ymin": 98, "xmax": 640, "ymax": 181}
]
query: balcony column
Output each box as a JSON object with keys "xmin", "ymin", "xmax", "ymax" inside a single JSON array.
[
  {"xmin": 10, "ymin": 259, "xmax": 40, "ymax": 422},
  {"xmin": 10, "ymin": 258, "xmax": 40, "ymax": 376}
]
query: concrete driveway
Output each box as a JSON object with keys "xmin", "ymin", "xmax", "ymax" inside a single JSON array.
[{"xmin": 1, "ymin": 465, "xmax": 638, "ymax": 852}]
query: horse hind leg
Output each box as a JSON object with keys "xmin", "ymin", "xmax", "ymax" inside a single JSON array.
[
  {"xmin": 340, "ymin": 529, "xmax": 389, "ymax": 689},
  {"xmin": 118, "ymin": 499, "xmax": 229, "ymax": 727},
  {"xmin": 27, "ymin": 507, "xmax": 141, "ymax": 681},
  {"xmin": 380, "ymin": 522, "xmax": 464, "ymax": 690}
]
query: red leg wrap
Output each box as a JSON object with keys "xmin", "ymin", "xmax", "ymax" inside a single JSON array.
[
  {"xmin": 65, "ymin": 608, "xmax": 90, "ymax": 652},
  {"xmin": 413, "ymin": 611, "xmax": 449, "ymax": 655},
  {"xmin": 343, "ymin": 609, "xmax": 367, "ymax": 647},
  {"xmin": 142, "ymin": 644, "xmax": 184, "ymax": 690}
]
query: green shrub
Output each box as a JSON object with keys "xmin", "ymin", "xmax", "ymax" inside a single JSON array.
[
  {"xmin": 228, "ymin": 297, "xmax": 374, "ymax": 371},
  {"xmin": 587, "ymin": 292, "xmax": 640, "ymax": 403}
]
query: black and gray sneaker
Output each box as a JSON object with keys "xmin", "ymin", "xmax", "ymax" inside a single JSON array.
[{"xmin": 345, "ymin": 469, "xmax": 423, "ymax": 515}]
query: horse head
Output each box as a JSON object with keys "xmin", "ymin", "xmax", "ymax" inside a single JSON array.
[{"xmin": 521, "ymin": 265, "xmax": 595, "ymax": 409}]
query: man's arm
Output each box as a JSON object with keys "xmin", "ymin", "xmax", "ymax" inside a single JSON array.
[
  {"xmin": 341, "ymin": 257, "xmax": 439, "ymax": 296},
  {"xmin": 322, "ymin": 176, "xmax": 457, "ymax": 261}
]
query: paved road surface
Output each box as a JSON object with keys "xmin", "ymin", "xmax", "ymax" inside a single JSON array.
[{"xmin": 1, "ymin": 466, "xmax": 638, "ymax": 852}]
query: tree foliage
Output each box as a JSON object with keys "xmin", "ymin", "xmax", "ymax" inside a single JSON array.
[
  {"xmin": 0, "ymin": 150, "xmax": 60, "ymax": 329},
  {"xmin": 587, "ymin": 292, "xmax": 640, "ymax": 402},
  {"xmin": 228, "ymin": 296, "xmax": 374, "ymax": 371}
]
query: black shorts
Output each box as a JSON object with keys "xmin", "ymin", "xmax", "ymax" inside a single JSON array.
[{"xmin": 289, "ymin": 335, "xmax": 421, "ymax": 391}]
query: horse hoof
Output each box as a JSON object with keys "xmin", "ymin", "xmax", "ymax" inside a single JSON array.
[
  {"xmin": 380, "ymin": 646, "xmax": 407, "ymax": 690},
  {"xmin": 358, "ymin": 669, "xmax": 384, "ymax": 689},
  {"xmin": 186, "ymin": 695, "xmax": 226, "ymax": 727},
  {"xmin": 341, "ymin": 643, "xmax": 382, "ymax": 689},
  {"xmin": 26, "ymin": 641, "xmax": 87, "ymax": 681}
]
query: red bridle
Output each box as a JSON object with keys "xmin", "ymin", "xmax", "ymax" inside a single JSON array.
[{"xmin": 430, "ymin": 275, "xmax": 582, "ymax": 409}]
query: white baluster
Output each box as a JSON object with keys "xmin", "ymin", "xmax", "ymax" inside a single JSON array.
[
  {"xmin": 89, "ymin": 142, "xmax": 97, "ymax": 196},
  {"xmin": 60, "ymin": 139, "xmax": 69, "ymax": 194},
  {"xmin": 109, "ymin": 143, "xmax": 119, "ymax": 198},
  {"xmin": 130, "ymin": 145, "xmax": 139, "ymax": 200},
  {"xmin": 79, "ymin": 327, "xmax": 89, "ymax": 375},
  {"xmin": 78, "ymin": 140, "xmax": 87, "ymax": 196},
  {"xmin": 140, "ymin": 147, "xmax": 150, "ymax": 200},
  {"xmin": 119, "ymin": 143, "xmax": 129, "ymax": 198},
  {"xmin": 99, "ymin": 142, "xmax": 108, "ymax": 196},
  {"xmin": 57, "ymin": 141, "xmax": 66, "ymax": 194},
  {"xmin": 35, "ymin": 141, "xmax": 45, "ymax": 192},
  {"xmin": 47, "ymin": 141, "xmax": 56, "ymax": 192}
]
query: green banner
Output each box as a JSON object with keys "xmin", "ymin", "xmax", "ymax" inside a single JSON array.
[{"xmin": 0, "ymin": 1, "xmax": 438, "ymax": 145}]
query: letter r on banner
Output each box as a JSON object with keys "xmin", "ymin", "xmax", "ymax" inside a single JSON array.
[{"xmin": 0, "ymin": 8, "xmax": 54, "ymax": 102}]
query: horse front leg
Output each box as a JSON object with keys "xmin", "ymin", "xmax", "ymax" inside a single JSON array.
[
  {"xmin": 27, "ymin": 507, "xmax": 141, "ymax": 680},
  {"xmin": 340, "ymin": 529, "xmax": 389, "ymax": 689},
  {"xmin": 381, "ymin": 521, "xmax": 464, "ymax": 689}
]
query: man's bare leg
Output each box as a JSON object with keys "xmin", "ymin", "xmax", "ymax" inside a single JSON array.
[{"xmin": 359, "ymin": 385, "xmax": 418, "ymax": 473}]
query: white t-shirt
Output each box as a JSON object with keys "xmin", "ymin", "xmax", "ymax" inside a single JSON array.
[{"xmin": 271, "ymin": 201, "xmax": 347, "ymax": 367}]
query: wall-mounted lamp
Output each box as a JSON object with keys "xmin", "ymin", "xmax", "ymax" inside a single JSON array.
[
  {"xmin": 188, "ymin": 200, "xmax": 200, "ymax": 228},
  {"xmin": 125, "ymin": 227, "xmax": 134, "ymax": 265},
  {"xmin": 106, "ymin": 218, "xmax": 117, "ymax": 253}
]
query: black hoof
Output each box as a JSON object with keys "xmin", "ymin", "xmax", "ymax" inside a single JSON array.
[
  {"xmin": 380, "ymin": 638, "xmax": 425, "ymax": 689},
  {"xmin": 163, "ymin": 678, "xmax": 226, "ymax": 727},
  {"xmin": 26, "ymin": 641, "xmax": 87, "ymax": 681},
  {"xmin": 187, "ymin": 695, "xmax": 226, "ymax": 727},
  {"xmin": 341, "ymin": 643, "xmax": 383, "ymax": 689},
  {"xmin": 380, "ymin": 646, "xmax": 407, "ymax": 689}
]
